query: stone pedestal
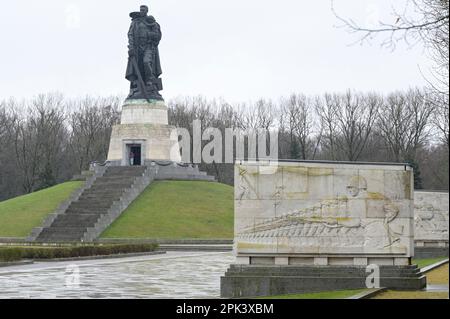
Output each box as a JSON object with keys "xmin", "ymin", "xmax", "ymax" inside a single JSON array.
[
  {"xmin": 107, "ymin": 99, "xmax": 181, "ymax": 165},
  {"xmin": 221, "ymin": 160, "xmax": 426, "ymax": 297},
  {"xmin": 221, "ymin": 264, "xmax": 426, "ymax": 298},
  {"xmin": 120, "ymin": 100, "xmax": 168, "ymax": 125}
]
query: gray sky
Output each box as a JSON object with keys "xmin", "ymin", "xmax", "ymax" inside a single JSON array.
[{"xmin": 0, "ymin": 0, "xmax": 431, "ymax": 103}]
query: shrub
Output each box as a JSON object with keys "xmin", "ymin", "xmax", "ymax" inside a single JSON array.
[
  {"xmin": 0, "ymin": 248, "xmax": 23, "ymax": 262},
  {"xmin": 0, "ymin": 243, "xmax": 158, "ymax": 261}
]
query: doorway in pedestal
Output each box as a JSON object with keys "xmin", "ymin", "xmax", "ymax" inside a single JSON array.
[{"xmin": 127, "ymin": 144, "xmax": 142, "ymax": 166}]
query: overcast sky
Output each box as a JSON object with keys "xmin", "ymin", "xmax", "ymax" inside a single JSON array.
[{"xmin": 0, "ymin": 0, "xmax": 431, "ymax": 103}]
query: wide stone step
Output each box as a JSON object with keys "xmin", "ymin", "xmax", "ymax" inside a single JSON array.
[
  {"xmin": 51, "ymin": 214, "xmax": 102, "ymax": 227},
  {"xmin": 69, "ymin": 202, "xmax": 114, "ymax": 210},
  {"xmin": 86, "ymin": 184, "xmax": 126, "ymax": 189},
  {"xmin": 82, "ymin": 189, "xmax": 125, "ymax": 194},
  {"xmin": 86, "ymin": 186, "xmax": 132, "ymax": 192},
  {"xmin": 72, "ymin": 197, "xmax": 118, "ymax": 204},
  {"xmin": 106, "ymin": 166, "xmax": 145, "ymax": 171},
  {"xmin": 156, "ymin": 173, "xmax": 216, "ymax": 181},
  {"xmin": 101, "ymin": 176, "xmax": 141, "ymax": 180},
  {"xmin": 95, "ymin": 175, "xmax": 137, "ymax": 181},
  {"xmin": 88, "ymin": 181, "xmax": 135, "ymax": 187},
  {"xmin": 78, "ymin": 194, "xmax": 123, "ymax": 200},
  {"xmin": 224, "ymin": 270, "xmax": 422, "ymax": 278},
  {"xmin": 95, "ymin": 176, "xmax": 136, "ymax": 181},
  {"xmin": 36, "ymin": 227, "xmax": 87, "ymax": 242},
  {"xmin": 104, "ymin": 168, "xmax": 145, "ymax": 176},
  {"xmin": 65, "ymin": 207, "xmax": 109, "ymax": 213},
  {"xmin": 225, "ymin": 265, "xmax": 422, "ymax": 277},
  {"xmin": 36, "ymin": 236, "xmax": 84, "ymax": 242}
]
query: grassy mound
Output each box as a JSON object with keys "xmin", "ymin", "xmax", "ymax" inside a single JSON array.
[
  {"xmin": 101, "ymin": 181, "xmax": 234, "ymax": 239},
  {"xmin": 0, "ymin": 182, "xmax": 83, "ymax": 237}
]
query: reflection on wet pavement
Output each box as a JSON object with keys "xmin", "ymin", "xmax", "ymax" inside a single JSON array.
[{"xmin": 0, "ymin": 252, "xmax": 234, "ymax": 299}]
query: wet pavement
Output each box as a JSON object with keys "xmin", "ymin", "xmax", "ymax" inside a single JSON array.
[{"xmin": 0, "ymin": 251, "xmax": 234, "ymax": 299}]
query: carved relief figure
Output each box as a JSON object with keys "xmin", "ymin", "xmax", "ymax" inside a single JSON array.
[
  {"xmin": 238, "ymin": 173, "xmax": 404, "ymax": 250},
  {"xmin": 346, "ymin": 175, "xmax": 367, "ymax": 197},
  {"xmin": 415, "ymin": 203, "xmax": 449, "ymax": 238}
]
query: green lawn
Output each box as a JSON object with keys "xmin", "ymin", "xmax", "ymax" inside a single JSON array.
[
  {"xmin": 101, "ymin": 181, "xmax": 234, "ymax": 239},
  {"xmin": 260, "ymin": 289, "xmax": 368, "ymax": 299},
  {"xmin": 412, "ymin": 257, "xmax": 448, "ymax": 269},
  {"xmin": 0, "ymin": 182, "xmax": 83, "ymax": 237}
]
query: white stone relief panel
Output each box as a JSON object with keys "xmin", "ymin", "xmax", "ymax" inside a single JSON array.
[
  {"xmin": 235, "ymin": 161, "xmax": 414, "ymax": 257},
  {"xmin": 414, "ymin": 191, "xmax": 449, "ymax": 242}
]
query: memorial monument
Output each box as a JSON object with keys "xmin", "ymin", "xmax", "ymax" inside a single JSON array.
[
  {"xmin": 107, "ymin": 5, "xmax": 181, "ymax": 166},
  {"xmin": 29, "ymin": 5, "xmax": 213, "ymax": 243},
  {"xmin": 221, "ymin": 160, "xmax": 426, "ymax": 297},
  {"xmin": 414, "ymin": 190, "xmax": 449, "ymax": 258}
]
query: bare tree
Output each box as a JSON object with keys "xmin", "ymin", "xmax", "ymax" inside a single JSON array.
[
  {"xmin": 333, "ymin": 0, "xmax": 449, "ymax": 48},
  {"xmin": 335, "ymin": 91, "xmax": 380, "ymax": 161},
  {"xmin": 315, "ymin": 93, "xmax": 340, "ymax": 160},
  {"xmin": 333, "ymin": 0, "xmax": 449, "ymax": 96},
  {"xmin": 280, "ymin": 94, "xmax": 318, "ymax": 160},
  {"xmin": 13, "ymin": 109, "xmax": 43, "ymax": 193},
  {"xmin": 431, "ymin": 92, "xmax": 449, "ymax": 148},
  {"xmin": 0, "ymin": 100, "xmax": 21, "ymax": 199},
  {"xmin": 417, "ymin": 143, "xmax": 449, "ymax": 189},
  {"xmin": 377, "ymin": 88, "xmax": 435, "ymax": 162},
  {"xmin": 236, "ymin": 99, "xmax": 276, "ymax": 131},
  {"xmin": 1, "ymin": 90, "xmax": 447, "ymax": 200},
  {"xmin": 11, "ymin": 94, "xmax": 69, "ymax": 192},
  {"xmin": 68, "ymin": 96, "xmax": 121, "ymax": 171}
]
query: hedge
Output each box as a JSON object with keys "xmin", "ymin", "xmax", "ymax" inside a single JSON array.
[{"xmin": 0, "ymin": 243, "xmax": 158, "ymax": 262}]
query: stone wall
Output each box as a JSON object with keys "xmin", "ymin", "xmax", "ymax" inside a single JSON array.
[{"xmin": 234, "ymin": 160, "xmax": 415, "ymax": 266}]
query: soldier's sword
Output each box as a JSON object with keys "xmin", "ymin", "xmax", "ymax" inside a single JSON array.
[{"xmin": 130, "ymin": 55, "xmax": 151, "ymax": 102}]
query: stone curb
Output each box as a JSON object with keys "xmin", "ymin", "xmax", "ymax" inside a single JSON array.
[
  {"xmin": 420, "ymin": 258, "xmax": 449, "ymax": 274},
  {"xmin": 0, "ymin": 238, "xmax": 27, "ymax": 244},
  {"xmin": 97, "ymin": 238, "xmax": 233, "ymax": 245},
  {"xmin": 346, "ymin": 288, "xmax": 387, "ymax": 299},
  {"xmin": 33, "ymin": 250, "xmax": 166, "ymax": 262},
  {"xmin": 0, "ymin": 260, "xmax": 34, "ymax": 268},
  {"xmin": 158, "ymin": 245, "xmax": 233, "ymax": 252}
]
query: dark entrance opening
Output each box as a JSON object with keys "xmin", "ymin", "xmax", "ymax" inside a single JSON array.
[{"xmin": 129, "ymin": 145, "xmax": 142, "ymax": 166}]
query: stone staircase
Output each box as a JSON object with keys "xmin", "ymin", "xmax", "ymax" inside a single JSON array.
[
  {"xmin": 30, "ymin": 164, "xmax": 216, "ymax": 243},
  {"xmin": 34, "ymin": 166, "xmax": 149, "ymax": 243}
]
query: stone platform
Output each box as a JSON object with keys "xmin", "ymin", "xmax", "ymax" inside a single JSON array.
[
  {"xmin": 221, "ymin": 160, "xmax": 421, "ymax": 297},
  {"xmin": 221, "ymin": 264, "xmax": 426, "ymax": 298}
]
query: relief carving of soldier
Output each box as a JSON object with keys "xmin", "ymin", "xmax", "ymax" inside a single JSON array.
[{"xmin": 125, "ymin": 5, "xmax": 163, "ymax": 100}]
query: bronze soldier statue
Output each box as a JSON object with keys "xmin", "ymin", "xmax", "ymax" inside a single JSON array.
[{"xmin": 125, "ymin": 5, "xmax": 163, "ymax": 101}]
